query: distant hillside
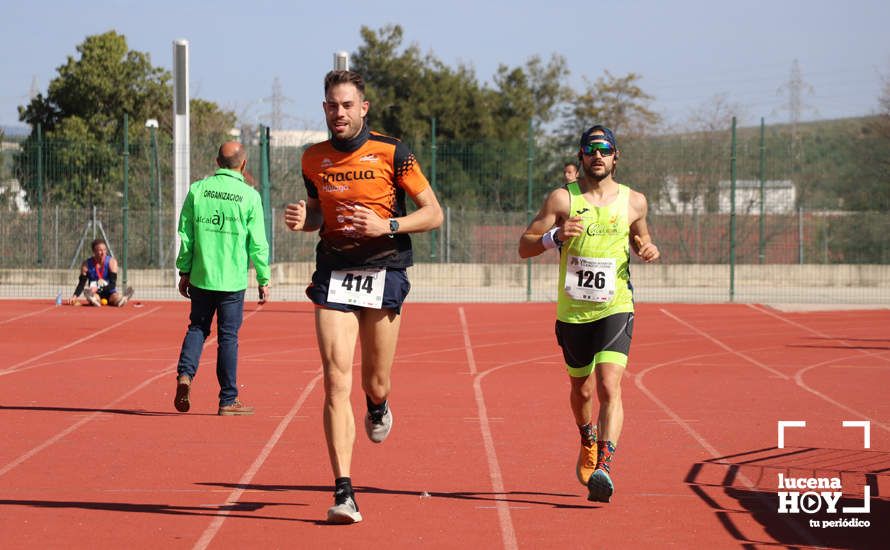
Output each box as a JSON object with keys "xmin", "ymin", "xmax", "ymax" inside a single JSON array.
[
  {"xmin": 653, "ymin": 115, "xmax": 879, "ymax": 140},
  {"xmin": 621, "ymin": 115, "xmax": 887, "ymax": 212},
  {"xmin": 735, "ymin": 115, "xmax": 880, "ymax": 139}
]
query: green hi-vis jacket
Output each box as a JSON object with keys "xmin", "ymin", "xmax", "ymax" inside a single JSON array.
[{"xmin": 176, "ymin": 168, "xmax": 270, "ymax": 291}]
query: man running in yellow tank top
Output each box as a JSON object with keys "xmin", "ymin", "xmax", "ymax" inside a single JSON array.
[{"xmin": 519, "ymin": 125, "xmax": 660, "ymax": 503}]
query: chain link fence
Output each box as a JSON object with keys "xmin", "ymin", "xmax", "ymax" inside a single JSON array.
[{"xmin": 2, "ymin": 119, "xmax": 888, "ymax": 304}]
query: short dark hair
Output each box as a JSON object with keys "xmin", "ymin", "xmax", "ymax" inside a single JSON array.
[
  {"xmin": 91, "ymin": 238, "xmax": 107, "ymax": 252},
  {"xmin": 324, "ymin": 70, "xmax": 366, "ymax": 98}
]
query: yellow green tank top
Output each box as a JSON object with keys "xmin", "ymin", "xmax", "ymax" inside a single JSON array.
[{"xmin": 556, "ymin": 182, "xmax": 634, "ymax": 323}]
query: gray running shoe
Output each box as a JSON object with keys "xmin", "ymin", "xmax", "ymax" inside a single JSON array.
[
  {"xmin": 587, "ymin": 469, "xmax": 614, "ymax": 503},
  {"xmin": 327, "ymin": 494, "xmax": 362, "ymax": 524},
  {"xmin": 85, "ymin": 289, "xmax": 101, "ymax": 307},
  {"xmin": 364, "ymin": 406, "xmax": 393, "ymax": 443},
  {"xmin": 118, "ymin": 286, "xmax": 135, "ymax": 307}
]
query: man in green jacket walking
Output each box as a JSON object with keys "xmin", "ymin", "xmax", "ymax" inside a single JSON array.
[{"xmin": 173, "ymin": 141, "xmax": 271, "ymax": 416}]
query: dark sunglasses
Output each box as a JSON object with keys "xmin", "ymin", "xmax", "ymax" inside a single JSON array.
[{"xmin": 581, "ymin": 142, "xmax": 615, "ymax": 157}]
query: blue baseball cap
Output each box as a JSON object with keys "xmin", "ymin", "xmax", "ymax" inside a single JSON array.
[{"xmin": 579, "ymin": 125, "xmax": 617, "ymax": 151}]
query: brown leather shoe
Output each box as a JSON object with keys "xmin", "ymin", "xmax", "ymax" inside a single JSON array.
[
  {"xmin": 218, "ymin": 399, "xmax": 254, "ymax": 416},
  {"xmin": 174, "ymin": 375, "xmax": 191, "ymax": 413}
]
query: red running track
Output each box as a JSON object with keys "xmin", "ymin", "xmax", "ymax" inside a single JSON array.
[{"xmin": 0, "ymin": 300, "xmax": 888, "ymax": 549}]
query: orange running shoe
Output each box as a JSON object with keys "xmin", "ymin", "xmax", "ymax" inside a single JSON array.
[{"xmin": 576, "ymin": 441, "xmax": 598, "ymax": 486}]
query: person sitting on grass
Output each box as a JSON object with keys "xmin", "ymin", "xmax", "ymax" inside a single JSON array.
[{"xmin": 66, "ymin": 238, "xmax": 134, "ymax": 307}]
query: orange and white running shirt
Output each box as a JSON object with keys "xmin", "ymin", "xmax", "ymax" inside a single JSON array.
[{"xmin": 302, "ymin": 125, "xmax": 430, "ymax": 270}]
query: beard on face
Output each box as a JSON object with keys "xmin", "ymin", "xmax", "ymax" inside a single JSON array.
[{"xmin": 583, "ymin": 160, "xmax": 611, "ymax": 182}]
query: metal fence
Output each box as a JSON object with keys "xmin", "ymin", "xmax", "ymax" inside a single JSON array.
[{"xmin": 2, "ymin": 118, "xmax": 888, "ymax": 305}]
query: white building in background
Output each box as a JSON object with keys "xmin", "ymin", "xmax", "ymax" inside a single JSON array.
[
  {"xmin": 657, "ymin": 175, "xmax": 706, "ymax": 214},
  {"xmin": 717, "ymin": 180, "xmax": 796, "ymax": 214},
  {"xmin": 0, "ymin": 178, "xmax": 29, "ymax": 212},
  {"xmin": 1, "ymin": 141, "xmax": 28, "ymax": 212},
  {"xmin": 269, "ymin": 129, "xmax": 327, "ymax": 148},
  {"xmin": 656, "ymin": 176, "xmax": 796, "ymax": 215},
  {"xmin": 231, "ymin": 128, "xmax": 327, "ymax": 148}
]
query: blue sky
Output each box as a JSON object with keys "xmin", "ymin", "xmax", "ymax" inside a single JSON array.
[{"xmin": 2, "ymin": 0, "xmax": 888, "ymax": 133}]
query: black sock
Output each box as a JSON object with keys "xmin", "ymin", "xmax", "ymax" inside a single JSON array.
[
  {"xmin": 335, "ymin": 477, "xmax": 353, "ymax": 496},
  {"xmin": 366, "ymin": 395, "xmax": 388, "ymax": 415},
  {"xmin": 334, "ymin": 477, "xmax": 357, "ymax": 508},
  {"xmin": 334, "ymin": 477, "xmax": 358, "ymax": 511}
]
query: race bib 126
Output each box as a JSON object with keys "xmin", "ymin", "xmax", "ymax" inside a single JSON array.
[{"xmin": 564, "ymin": 256, "xmax": 616, "ymax": 303}]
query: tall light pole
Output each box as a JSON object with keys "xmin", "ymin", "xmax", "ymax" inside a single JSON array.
[
  {"xmin": 145, "ymin": 118, "xmax": 160, "ymax": 266},
  {"xmin": 173, "ymin": 39, "xmax": 190, "ymax": 271},
  {"xmin": 334, "ymin": 51, "xmax": 349, "ymax": 71}
]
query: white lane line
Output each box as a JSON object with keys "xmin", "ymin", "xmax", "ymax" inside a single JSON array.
[
  {"xmin": 193, "ymin": 307, "xmax": 463, "ymax": 545},
  {"xmin": 468, "ymin": 352, "xmax": 587, "ymax": 548},
  {"xmin": 795, "ymin": 360, "xmax": 890, "ymax": 433},
  {"xmin": 746, "ymin": 304, "xmax": 890, "ymax": 432},
  {"xmin": 748, "ymin": 303, "xmax": 890, "ymax": 365},
  {"xmin": 459, "ymin": 305, "xmax": 516, "ymax": 550},
  {"xmin": 633, "ymin": 344, "xmax": 822, "ymax": 546},
  {"xmin": 0, "ymin": 307, "xmax": 261, "ymax": 477},
  {"xmin": 0, "ymin": 366, "xmax": 171, "ymax": 478},
  {"xmin": 659, "ymin": 308, "xmax": 789, "ymax": 380},
  {"xmin": 458, "ymin": 307, "xmax": 477, "ymax": 376},
  {"xmin": 0, "ymin": 306, "xmax": 162, "ymax": 376},
  {"xmin": 0, "ymin": 305, "xmax": 57, "ymax": 325},
  {"xmin": 195, "ymin": 315, "xmax": 506, "ymax": 547},
  {"xmin": 459, "ymin": 306, "xmax": 566, "ymax": 550},
  {"xmin": 634, "ymin": 353, "xmax": 724, "ymax": 457},
  {"xmin": 193, "ymin": 372, "xmax": 323, "ymax": 550}
]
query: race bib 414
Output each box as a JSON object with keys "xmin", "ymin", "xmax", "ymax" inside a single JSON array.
[{"xmin": 327, "ymin": 268, "xmax": 386, "ymax": 309}]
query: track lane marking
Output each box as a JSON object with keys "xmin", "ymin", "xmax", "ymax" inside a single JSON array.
[
  {"xmin": 0, "ymin": 306, "xmax": 262, "ymax": 477},
  {"xmin": 646, "ymin": 306, "xmax": 890, "ymax": 545},
  {"xmin": 193, "ymin": 314, "xmax": 494, "ymax": 546},
  {"xmin": 659, "ymin": 308, "xmax": 789, "ymax": 380},
  {"xmin": 0, "ymin": 305, "xmax": 57, "ymax": 325},
  {"xmin": 462, "ymin": 305, "xmax": 551, "ymax": 550},
  {"xmin": 634, "ymin": 338, "xmax": 822, "ymax": 546},
  {"xmin": 746, "ymin": 304, "xmax": 890, "ymax": 432},
  {"xmin": 0, "ymin": 306, "xmax": 163, "ymax": 376},
  {"xmin": 193, "ymin": 371, "xmax": 323, "ymax": 550}
]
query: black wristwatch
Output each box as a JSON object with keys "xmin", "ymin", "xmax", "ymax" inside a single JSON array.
[{"xmin": 389, "ymin": 218, "xmax": 399, "ymax": 235}]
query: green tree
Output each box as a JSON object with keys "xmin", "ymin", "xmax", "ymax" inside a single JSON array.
[
  {"xmin": 19, "ymin": 31, "xmax": 168, "ymax": 141},
  {"xmin": 17, "ymin": 31, "xmax": 235, "ymax": 210},
  {"xmin": 562, "ymin": 71, "xmax": 660, "ymax": 141},
  {"xmin": 351, "ymin": 25, "xmax": 570, "ymax": 144},
  {"xmin": 350, "ymin": 25, "xmax": 574, "ymax": 210},
  {"xmin": 351, "ymin": 25, "xmax": 498, "ymax": 145},
  {"xmin": 421, "ymin": 60, "xmax": 496, "ymax": 140},
  {"xmin": 491, "ymin": 54, "xmax": 570, "ymax": 138},
  {"xmin": 351, "ymin": 25, "xmax": 429, "ymax": 143}
]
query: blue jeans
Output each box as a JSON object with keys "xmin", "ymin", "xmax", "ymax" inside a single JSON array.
[{"xmin": 176, "ymin": 286, "xmax": 245, "ymax": 406}]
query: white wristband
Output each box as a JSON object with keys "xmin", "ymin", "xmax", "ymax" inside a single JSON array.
[{"xmin": 541, "ymin": 227, "xmax": 561, "ymax": 249}]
